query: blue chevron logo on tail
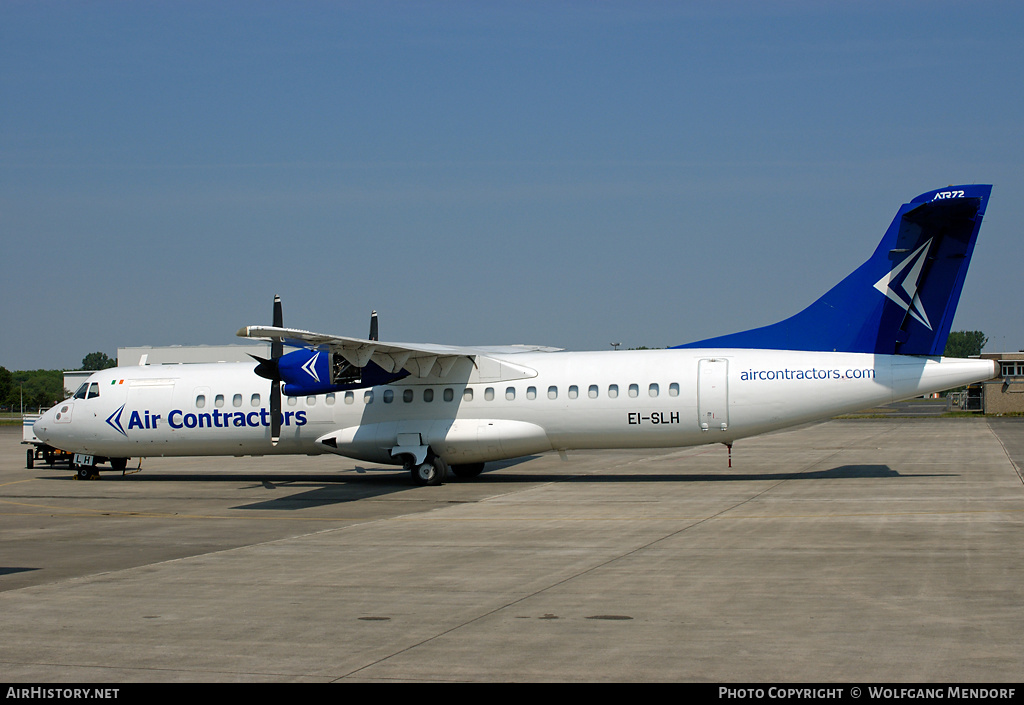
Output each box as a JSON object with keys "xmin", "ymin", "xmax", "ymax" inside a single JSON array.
[
  {"xmin": 873, "ymin": 237, "xmax": 933, "ymax": 331},
  {"xmin": 674, "ymin": 184, "xmax": 991, "ymax": 356}
]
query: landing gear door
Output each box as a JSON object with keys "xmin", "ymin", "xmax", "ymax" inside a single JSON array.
[{"xmin": 698, "ymin": 358, "xmax": 729, "ymax": 432}]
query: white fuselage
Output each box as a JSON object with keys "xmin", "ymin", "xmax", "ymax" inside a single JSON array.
[{"xmin": 32, "ymin": 349, "xmax": 999, "ymax": 467}]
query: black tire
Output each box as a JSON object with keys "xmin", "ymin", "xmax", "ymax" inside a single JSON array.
[
  {"xmin": 411, "ymin": 456, "xmax": 447, "ymax": 486},
  {"xmin": 110, "ymin": 457, "xmax": 128, "ymax": 471},
  {"xmin": 26, "ymin": 448, "xmax": 34, "ymax": 469},
  {"xmin": 450, "ymin": 462, "xmax": 485, "ymax": 479},
  {"xmin": 76, "ymin": 465, "xmax": 94, "ymax": 481}
]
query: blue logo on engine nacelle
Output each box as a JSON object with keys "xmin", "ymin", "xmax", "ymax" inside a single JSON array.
[
  {"xmin": 277, "ymin": 348, "xmax": 409, "ymax": 396},
  {"xmin": 279, "ymin": 349, "xmax": 329, "ymax": 386}
]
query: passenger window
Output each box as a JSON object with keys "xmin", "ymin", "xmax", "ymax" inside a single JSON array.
[
  {"xmin": 344, "ymin": 391, "xmax": 354, "ymax": 404},
  {"xmin": 364, "ymin": 390, "xmax": 374, "ymax": 404},
  {"xmin": 589, "ymin": 385, "xmax": 599, "ymax": 399},
  {"xmin": 548, "ymin": 386, "xmax": 558, "ymax": 399},
  {"xmin": 443, "ymin": 388, "xmax": 454, "ymax": 402},
  {"xmin": 196, "ymin": 394, "xmax": 206, "ymax": 409},
  {"xmin": 608, "ymin": 384, "xmax": 618, "ymax": 399},
  {"xmin": 215, "ymin": 394, "xmax": 225, "ymax": 408},
  {"xmin": 287, "ymin": 396, "xmax": 298, "ymax": 406},
  {"xmin": 233, "ymin": 394, "xmax": 243, "ymax": 407},
  {"xmin": 403, "ymin": 389, "xmax": 413, "ymax": 403},
  {"xmin": 424, "ymin": 388, "xmax": 434, "ymax": 402},
  {"xmin": 251, "ymin": 394, "xmax": 260, "ymax": 407},
  {"xmin": 464, "ymin": 388, "xmax": 473, "ymax": 402},
  {"xmin": 506, "ymin": 387, "xmax": 515, "ymax": 401},
  {"xmin": 669, "ymin": 383, "xmax": 679, "ymax": 397},
  {"xmin": 628, "ymin": 384, "xmax": 639, "ymax": 398},
  {"xmin": 485, "ymin": 387, "xmax": 495, "ymax": 401},
  {"xmin": 383, "ymin": 389, "xmax": 394, "ymax": 403},
  {"xmin": 307, "ymin": 395, "xmax": 316, "ymax": 406},
  {"xmin": 326, "ymin": 393, "xmax": 336, "ymax": 405},
  {"xmin": 649, "ymin": 383, "xmax": 659, "ymax": 397},
  {"xmin": 568, "ymin": 385, "xmax": 578, "ymax": 399},
  {"xmin": 527, "ymin": 386, "xmax": 537, "ymax": 400}
]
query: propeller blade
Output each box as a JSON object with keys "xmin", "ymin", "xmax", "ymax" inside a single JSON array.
[
  {"xmin": 270, "ymin": 380, "xmax": 281, "ymax": 446},
  {"xmin": 271, "ymin": 295, "xmax": 283, "ymax": 360},
  {"xmin": 270, "ymin": 295, "xmax": 283, "ymax": 446},
  {"xmin": 369, "ymin": 310, "xmax": 378, "ymax": 341}
]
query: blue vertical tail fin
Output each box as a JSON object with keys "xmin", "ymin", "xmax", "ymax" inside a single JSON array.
[{"xmin": 674, "ymin": 185, "xmax": 992, "ymax": 356}]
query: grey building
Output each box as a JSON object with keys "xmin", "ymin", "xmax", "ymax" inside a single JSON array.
[{"xmin": 973, "ymin": 352, "xmax": 1024, "ymax": 414}]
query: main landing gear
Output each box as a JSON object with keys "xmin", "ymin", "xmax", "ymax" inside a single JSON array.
[
  {"xmin": 406, "ymin": 453, "xmax": 449, "ymax": 487},
  {"xmin": 401, "ymin": 453, "xmax": 487, "ymax": 486}
]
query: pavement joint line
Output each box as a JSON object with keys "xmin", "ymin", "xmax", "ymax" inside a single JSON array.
[
  {"xmin": 336, "ymin": 436, "xmax": 877, "ymax": 680},
  {"xmin": 390, "ymin": 507, "xmax": 1024, "ymax": 521},
  {"xmin": 0, "ymin": 657, "xmax": 320, "ymax": 680},
  {"xmin": 987, "ymin": 420, "xmax": 1024, "ymax": 485}
]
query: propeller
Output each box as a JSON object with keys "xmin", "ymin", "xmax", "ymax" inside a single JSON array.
[
  {"xmin": 251, "ymin": 295, "xmax": 284, "ymax": 446},
  {"xmin": 251, "ymin": 302, "xmax": 379, "ymax": 447}
]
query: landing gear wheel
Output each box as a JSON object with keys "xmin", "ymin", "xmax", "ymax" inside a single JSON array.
[
  {"xmin": 450, "ymin": 462, "xmax": 484, "ymax": 479},
  {"xmin": 26, "ymin": 449, "xmax": 34, "ymax": 469},
  {"xmin": 411, "ymin": 456, "xmax": 448, "ymax": 487},
  {"xmin": 75, "ymin": 465, "xmax": 98, "ymax": 481},
  {"xmin": 110, "ymin": 458, "xmax": 128, "ymax": 472}
]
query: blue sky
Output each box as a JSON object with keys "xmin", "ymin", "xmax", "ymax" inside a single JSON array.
[{"xmin": 3, "ymin": 1, "xmax": 1022, "ymax": 370}]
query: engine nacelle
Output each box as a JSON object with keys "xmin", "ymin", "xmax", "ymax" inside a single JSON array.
[{"xmin": 277, "ymin": 348, "xmax": 407, "ymax": 396}]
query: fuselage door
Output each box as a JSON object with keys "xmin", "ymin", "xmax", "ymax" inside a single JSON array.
[
  {"xmin": 124, "ymin": 379, "xmax": 176, "ymax": 432},
  {"xmin": 698, "ymin": 358, "xmax": 729, "ymax": 432}
]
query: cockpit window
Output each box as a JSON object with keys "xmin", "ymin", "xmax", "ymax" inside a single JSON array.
[{"xmin": 74, "ymin": 382, "xmax": 100, "ymax": 399}]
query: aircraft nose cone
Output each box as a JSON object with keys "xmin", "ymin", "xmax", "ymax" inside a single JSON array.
[
  {"xmin": 32, "ymin": 402, "xmax": 71, "ymax": 444},
  {"xmin": 32, "ymin": 409, "xmax": 53, "ymax": 442}
]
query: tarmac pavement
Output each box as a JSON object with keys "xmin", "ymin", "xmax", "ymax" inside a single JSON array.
[{"xmin": 0, "ymin": 418, "xmax": 1021, "ymax": 682}]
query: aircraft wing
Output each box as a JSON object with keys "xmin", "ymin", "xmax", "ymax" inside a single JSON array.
[{"xmin": 237, "ymin": 325, "xmax": 560, "ymax": 379}]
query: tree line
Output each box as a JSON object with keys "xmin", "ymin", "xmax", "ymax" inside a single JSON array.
[{"xmin": 0, "ymin": 352, "xmax": 115, "ymax": 412}]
